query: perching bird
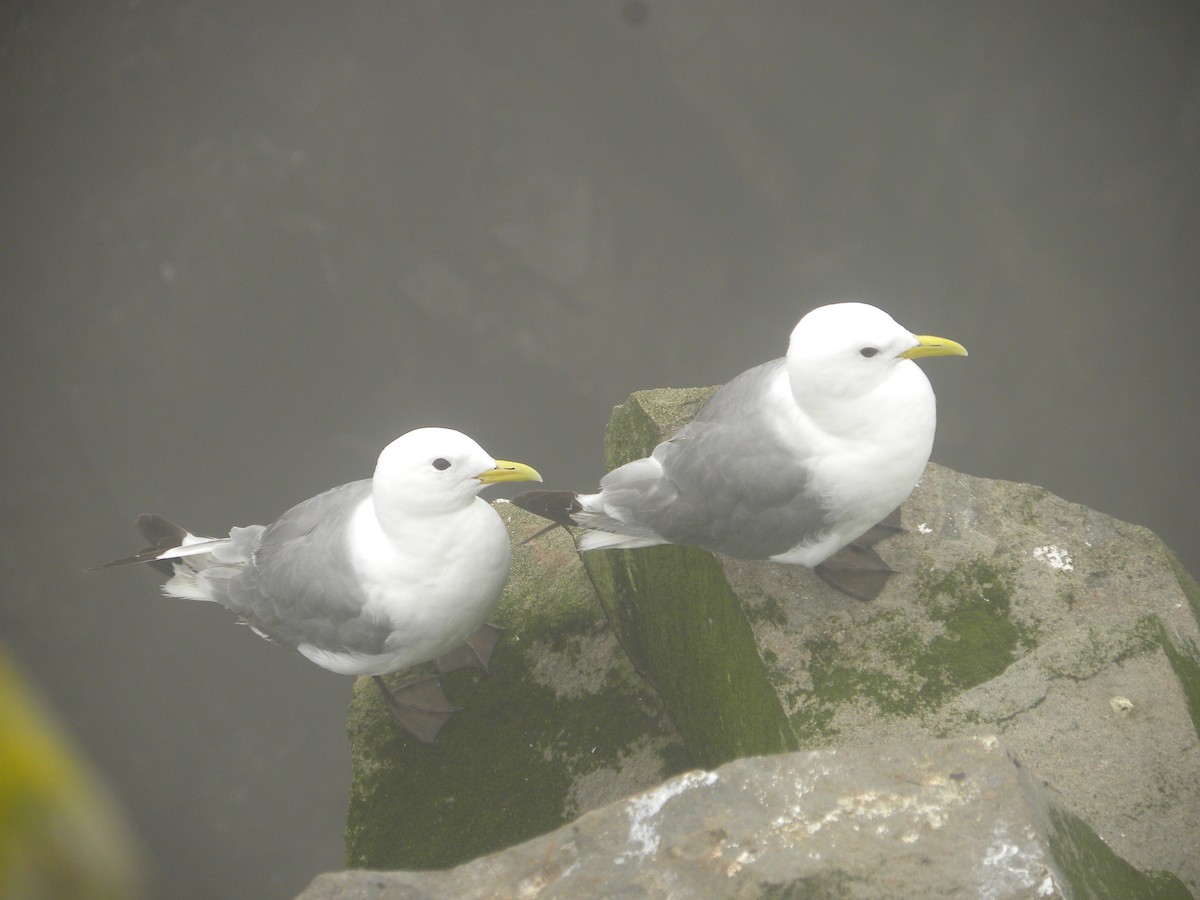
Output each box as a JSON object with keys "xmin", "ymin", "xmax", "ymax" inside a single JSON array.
[
  {"xmin": 97, "ymin": 427, "xmax": 542, "ymax": 742},
  {"xmin": 513, "ymin": 302, "xmax": 966, "ymax": 600}
]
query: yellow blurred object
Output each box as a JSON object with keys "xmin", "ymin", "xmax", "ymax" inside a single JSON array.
[{"xmin": 0, "ymin": 648, "xmax": 143, "ymax": 899}]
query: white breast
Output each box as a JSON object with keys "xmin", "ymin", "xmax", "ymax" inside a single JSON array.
[
  {"xmin": 771, "ymin": 361, "xmax": 936, "ymax": 566},
  {"xmin": 299, "ymin": 496, "xmax": 511, "ymax": 676}
]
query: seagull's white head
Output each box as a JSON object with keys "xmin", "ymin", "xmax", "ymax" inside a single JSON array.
[
  {"xmin": 785, "ymin": 302, "xmax": 967, "ymax": 407},
  {"xmin": 373, "ymin": 427, "xmax": 542, "ymax": 518}
]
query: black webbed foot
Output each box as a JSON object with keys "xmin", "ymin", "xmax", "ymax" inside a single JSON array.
[{"xmin": 372, "ymin": 673, "xmax": 460, "ymax": 743}]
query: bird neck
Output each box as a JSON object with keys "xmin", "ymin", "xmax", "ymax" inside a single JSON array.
[
  {"xmin": 787, "ymin": 360, "xmax": 932, "ymax": 440},
  {"xmin": 368, "ymin": 487, "xmax": 477, "ymax": 541}
]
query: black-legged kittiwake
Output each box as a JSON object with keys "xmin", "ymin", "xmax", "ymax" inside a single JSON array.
[
  {"xmin": 513, "ymin": 302, "xmax": 966, "ymax": 600},
  {"xmin": 97, "ymin": 427, "xmax": 542, "ymax": 742}
]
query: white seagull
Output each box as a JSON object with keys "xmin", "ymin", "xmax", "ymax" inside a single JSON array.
[
  {"xmin": 98, "ymin": 427, "xmax": 542, "ymax": 742},
  {"xmin": 513, "ymin": 302, "xmax": 966, "ymax": 599}
]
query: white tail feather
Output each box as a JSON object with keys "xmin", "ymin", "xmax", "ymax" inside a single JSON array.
[
  {"xmin": 162, "ymin": 564, "xmax": 218, "ymax": 602},
  {"xmin": 154, "ymin": 536, "xmax": 231, "ymax": 561},
  {"xmin": 577, "ymin": 529, "xmax": 666, "ymax": 551}
]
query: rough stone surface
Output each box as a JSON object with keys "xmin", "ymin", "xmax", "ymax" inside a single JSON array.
[
  {"xmin": 340, "ymin": 387, "xmax": 1200, "ymax": 893},
  {"xmin": 342, "ymin": 504, "xmax": 687, "ymax": 872},
  {"xmin": 302, "ymin": 737, "xmax": 1191, "ymax": 899},
  {"xmin": 723, "ymin": 462, "xmax": 1200, "ymax": 892}
]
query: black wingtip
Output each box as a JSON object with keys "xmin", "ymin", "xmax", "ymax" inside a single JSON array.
[
  {"xmin": 510, "ymin": 490, "xmax": 582, "ymax": 528},
  {"xmin": 90, "ymin": 514, "xmax": 187, "ymax": 574},
  {"xmin": 135, "ymin": 513, "xmax": 186, "ymax": 546}
]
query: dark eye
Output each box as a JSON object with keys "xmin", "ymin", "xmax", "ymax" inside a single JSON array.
[
  {"xmin": 432, "ymin": 458, "xmax": 451, "ymax": 471},
  {"xmin": 859, "ymin": 347, "xmax": 879, "ymax": 358}
]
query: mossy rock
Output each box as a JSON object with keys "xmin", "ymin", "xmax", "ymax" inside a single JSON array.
[
  {"xmin": 720, "ymin": 453, "xmax": 1200, "ymax": 893},
  {"xmin": 309, "ymin": 736, "xmax": 1194, "ymax": 899},
  {"xmin": 590, "ymin": 387, "xmax": 1200, "ymax": 891},
  {"xmin": 345, "ymin": 386, "xmax": 1200, "ymax": 892},
  {"xmin": 586, "ymin": 386, "xmax": 797, "ymax": 769},
  {"xmin": 343, "ymin": 504, "xmax": 686, "ymax": 871}
]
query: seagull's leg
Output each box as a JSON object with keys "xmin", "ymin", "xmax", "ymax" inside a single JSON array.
[
  {"xmin": 815, "ymin": 507, "xmax": 904, "ymax": 601},
  {"xmin": 850, "ymin": 507, "xmax": 904, "ymax": 548},
  {"xmin": 435, "ymin": 623, "xmax": 506, "ymax": 674},
  {"xmin": 373, "ymin": 674, "xmax": 460, "ymax": 743},
  {"xmin": 814, "ymin": 545, "xmax": 898, "ymax": 601}
]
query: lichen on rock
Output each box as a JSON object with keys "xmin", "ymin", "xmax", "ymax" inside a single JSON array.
[
  {"xmin": 343, "ymin": 503, "xmax": 685, "ymax": 871},
  {"xmin": 343, "ymin": 386, "xmax": 1200, "ymax": 893}
]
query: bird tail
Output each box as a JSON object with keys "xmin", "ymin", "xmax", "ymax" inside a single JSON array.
[
  {"xmin": 92, "ymin": 514, "xmax": 244, "ymax": 605},
  {"xmin": 509, "ymin": 490, "xmax": 583, "ymax": 528},
  {"xmin": 509, "ymin": 490, "xmax": 668, "ymax": 551},
  {"xmin": 95, "ymin": 513, "xmax": 267, "ymax": 611},
  {"xmin": 92, "ymin": 514, "xmax": 192, "ymax": 575},
  {"xmin": 575, "ymin": 529, "xmax": 665, "ymax": 551}
]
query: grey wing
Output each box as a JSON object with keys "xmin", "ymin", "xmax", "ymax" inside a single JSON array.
[
  {"xmin": 637, "ymin": 359, "xmax": 830, "ymax": 558},
  {"xmin": 222, "ymin": 480, "xmax": 390, "ymax": 654}
]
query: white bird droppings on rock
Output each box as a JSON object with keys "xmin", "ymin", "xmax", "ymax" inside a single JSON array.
[
  {"xmin": 1032, "ymin": 545, "xmax": 1073, "ymax": 571},
  {"xmin": 617, "ymin": 770, "xmax": 719, "ymax": 862}
]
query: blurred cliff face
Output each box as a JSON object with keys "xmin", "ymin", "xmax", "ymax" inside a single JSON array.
[{"xmin": 2, "ymin": 3, "xmax": 1197, "ymax": 898}]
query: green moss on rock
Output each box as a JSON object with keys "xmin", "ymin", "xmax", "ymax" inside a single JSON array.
[
  {"xmin": 1047, "ymin": 803, "xmax": 1194, "ymax": 900},
  {"xmin": 1165, "ymin": 549, "xmax": 1200, "ymax": 630},
  {"xmin": 345, "ymin": 635, "xmax": 669, "ymax": 870},
  {"xmin": 802, "ymin": 636, "xmax": 911, "ymax": 709},
  {"xmin": 585, "ymin": 545, "xmax": 797, "ymax": 769},
  {"xmin": 1005, "ymin": 483, "xmax": 1048, "ymax": 526},
  {"xmin": 495, "ymin": 506, "xmax": 599, "ymax": 642},
  {"xmin": 1153, "ymin": 617, "xmax": 1200, "ymax": 741},
  {"xmin": 343, "ymin": 504, "xmax": 681, "ymax": 872},
  {"xmin": 341, "ymin": 386, "xmax": 1200, "ymax": 889},
  {"xmin": 584, "ymin": 388, "xmax": 797, "ymax": 769},
  {"xmin": 740, "ymin": 589, "xmax": 789, "ymax": 627},
  {"xmin": 602, "ymin": 387, "xmax": 718, "ymax": 470},
  {"xmin": 912, "ymin": 557, "xmax": 1036, "ymax": 703},
  {"xmin": 788, "ymin": 559, "xmax": 1041, "ymax": 743}
]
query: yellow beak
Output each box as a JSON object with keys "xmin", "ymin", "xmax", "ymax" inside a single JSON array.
[
  {"xmin": 475, "ymin": 460, "xmax": 544, "ymax": 485},
  {"xmin": 901, "ymin": 334, "xmax": 969, "ymax": 360}
]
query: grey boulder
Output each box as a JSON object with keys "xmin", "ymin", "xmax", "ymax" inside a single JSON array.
[{"xmin": 301, "ymin": 735, "xmax": 1189, "ymax": 899}]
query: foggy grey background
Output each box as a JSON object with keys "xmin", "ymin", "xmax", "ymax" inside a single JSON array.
[{"xmin": 2, "ymin": 2, "xmax": 1198, "ymax": 897}]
